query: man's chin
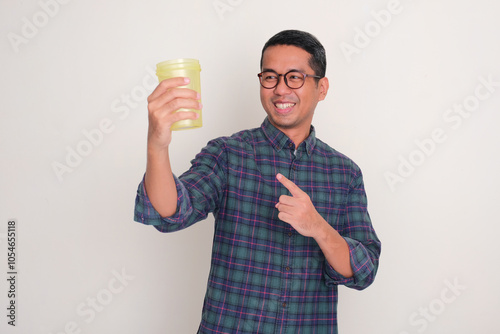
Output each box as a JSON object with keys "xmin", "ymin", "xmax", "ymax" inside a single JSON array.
[{"xmin": 267, "ymin": 113, "xmax": 295, "ymax": 130}]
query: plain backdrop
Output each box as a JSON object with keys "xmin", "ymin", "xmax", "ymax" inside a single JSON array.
[{"xmin": 1, "ymin": 0, "xmax": 499, "ymax": 333}]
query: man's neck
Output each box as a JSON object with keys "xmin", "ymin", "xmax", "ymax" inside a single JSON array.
[{"xmin": 283, "ymin": 127, "xmax": 310, "ymax": 148}]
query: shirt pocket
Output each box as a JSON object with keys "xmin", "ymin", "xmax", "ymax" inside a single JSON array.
[{"xmin": 309, "ymin": 185, "xmax": 347, "ymax": 231}]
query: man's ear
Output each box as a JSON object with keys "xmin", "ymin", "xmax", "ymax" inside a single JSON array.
[{"xmin": 318, "ymin": 77, "xmax": 329, "ymax": 101}]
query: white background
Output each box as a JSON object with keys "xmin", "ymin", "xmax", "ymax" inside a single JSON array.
[{"xmin": 1, "ymin": 0, "xmax": 499, "ymax": 333}]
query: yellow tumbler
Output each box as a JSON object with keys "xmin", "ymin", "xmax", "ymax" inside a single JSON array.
[{"xmin": 156, "ymin": 58, "xmax": 202, "ymax": 130}]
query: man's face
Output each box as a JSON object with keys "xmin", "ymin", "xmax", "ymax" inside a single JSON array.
[{"xmin": 260, "ymin": 45, "xmax": 328, "ymax": 141}]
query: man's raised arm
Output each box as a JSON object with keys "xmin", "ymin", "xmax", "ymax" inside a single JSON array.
[{"xmin": 144, "ymin": 77, "xmax": 202, "ymax": 217}]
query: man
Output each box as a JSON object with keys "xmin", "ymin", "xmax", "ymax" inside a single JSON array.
[{"xmin": 134, "ymin": 30, "xmax": 381, "ymax": 333}]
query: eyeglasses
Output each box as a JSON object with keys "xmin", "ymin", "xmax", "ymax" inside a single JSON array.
[{"xmin": 258, "ymin": 70, "xmax": 322, "ymax": 89}]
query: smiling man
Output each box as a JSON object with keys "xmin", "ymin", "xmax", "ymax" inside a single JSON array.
[
  {"xmin": 134, "ymin": 30, "xmax": 381, "ymax": 334},
  {"xmin": 259, "ymin": 44, "xmax": 327, "ymax": 145}
]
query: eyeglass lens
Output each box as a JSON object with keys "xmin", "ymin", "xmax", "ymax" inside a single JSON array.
[{"xmin": 260, "ymin": 71, "xmax": 306, "ymax": 89}]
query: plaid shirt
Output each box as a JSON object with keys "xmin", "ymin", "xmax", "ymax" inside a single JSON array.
[{"xmin": 134, "ymin": 117, "xmax": 381, "ymax": 334}]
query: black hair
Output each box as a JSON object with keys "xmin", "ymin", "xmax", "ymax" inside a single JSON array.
[{"xmin": 260, "ymin": 30, "xmax": 326, "ymax": 78}]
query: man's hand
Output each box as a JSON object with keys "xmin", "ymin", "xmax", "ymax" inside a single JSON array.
[
  {"xmin": 147, "ymin": 77, "xmax": 202, "ymax": 151},
  {"xmin": 275, "ymin": 173, "xmax": 354, "ymax": 277},
  {"xmin": 275, "ymin": 173, "xmax": 327, "ymax": 238}
]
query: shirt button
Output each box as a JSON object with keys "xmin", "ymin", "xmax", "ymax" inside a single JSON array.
[
  {"xmin": 282, "ymin": 302, "xmax": 287, "ymax": 308},
  {"xmin": 285, "ymin": 266, "xmax": 291, "ymax": 272},
  {"xmin": 288, "ymin": 231, "xmax": 293, "ymax": 237}
]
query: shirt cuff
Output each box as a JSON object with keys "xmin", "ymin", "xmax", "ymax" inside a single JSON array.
[
  {"xmin": 324, "ymin": 261, "xmax": 354, "ymax": 286},
  {"xmin": 133, "ymin": 174, "xmax": 189, "ymax": 226},
  {"xmin": 323, "ymin": 236, "xmax": 376, "ymax": 288}
]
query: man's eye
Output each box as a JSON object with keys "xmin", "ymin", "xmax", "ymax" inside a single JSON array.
[{"xmin": 287, "ymin": 73, "xmax": 303, "ymax": 81}]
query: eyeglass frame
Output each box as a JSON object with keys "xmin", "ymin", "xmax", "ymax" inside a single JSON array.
[{"xmin": 257, "ymin": 70, "xmax": 323, "ymax": 89}]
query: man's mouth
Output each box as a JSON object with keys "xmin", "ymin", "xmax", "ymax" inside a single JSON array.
[{"xmin": 274, "ymin": 102, "xmax": 296, "ymax": 112}]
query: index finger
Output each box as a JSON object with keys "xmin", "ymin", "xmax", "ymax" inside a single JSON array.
[{"xmin": 276, "ymin": 173, "xmax": 303, "ymax": 197}]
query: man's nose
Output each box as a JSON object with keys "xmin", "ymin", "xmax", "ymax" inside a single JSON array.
[{"xmin": 274, "ymin": 75, "xmax": 292, "ymax": 95}]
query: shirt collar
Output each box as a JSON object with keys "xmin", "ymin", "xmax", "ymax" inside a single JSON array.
[{"xmin": 261, "ymin": 117, "xmax": 317, "ymax": 156}]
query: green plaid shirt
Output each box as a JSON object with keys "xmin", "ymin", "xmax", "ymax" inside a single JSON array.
[{"xmin": 134, "ymin": 117, "xmax": 381, "ymax": 333}]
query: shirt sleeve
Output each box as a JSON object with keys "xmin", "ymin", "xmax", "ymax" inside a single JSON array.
[
  {"xmin": 133, "ymin": 138, "xmax": 227, "ymax": 233},
  {"xmin": 323, "ymin": 170, "xmax": 381, "ymax": 290}
]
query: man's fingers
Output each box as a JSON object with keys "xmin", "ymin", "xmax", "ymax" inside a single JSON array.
[
  {"xmin": 170, "ymin": 110, "xmax": 200, "ymax": 124},
  {"xmin": 163, "ymin": 97, "xmax": 202, "ymax": 115},
  {"xmin": 277, "ymin": 194, "xmax": 294, "ymax": 207},
  {"xmin": 276, "ymin": 173, "xmax": 302, "ymax": 197},
  {"xmin": 277, "ymin": 211, "xmax": 293, "ymax": 224},
  {"xmin": 149, "ymin": 87, "xmax": 200, "ymax": 113},
  {"xmin": 148, "ymin": 77, "xmax": 190, "ymax": 102}
]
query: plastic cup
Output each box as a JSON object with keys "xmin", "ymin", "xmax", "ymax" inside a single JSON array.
[{"xmin": 156, "ymin": 58, "xmax": 202, "ymax": 130}]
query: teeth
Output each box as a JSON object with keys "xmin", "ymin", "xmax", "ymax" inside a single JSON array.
[{"xmin": 275, "ymin": 103, "xmax": 295, "ymax": 109}]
